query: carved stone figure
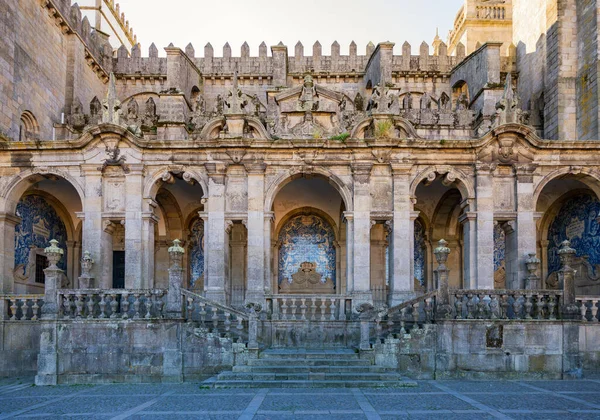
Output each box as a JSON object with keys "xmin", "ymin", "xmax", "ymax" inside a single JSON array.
[
  {"xmin": 456, "ymin": 93, "xmax": 469, "ymax": 110},
  {"xmin": 69, "ymin": 99, "xmax": 86, "ymax": 131},
  {"xmin": 126, "ymin": 98, "xmax": 139, "ymax": 122},
  {"xmin": 420, "ymin": 92, "xmax": 432, "ymax": 109},
  {"xmin": 354, "ymin": 93, "xmax": 364, "ymax": 112},
  {"xmin": 297, "ymin": 74, "xmax": 319, "ymax": 112},
  {"xmin": 90, "ymin": 96, "xmax": 102, "ymax": 121},
  {"xmin": 402, "ymin": 92, "xmax": 413, "ymax": 109},
  {"xmin": 141, "ymin": 97, "xmax": 158, "ymax": 130}
]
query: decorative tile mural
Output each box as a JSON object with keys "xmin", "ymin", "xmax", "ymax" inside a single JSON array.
[
  {"xmin": 15, "ymin": 195, "xmax": 68, "ymax": 271},
  {"xmin": 189, "ymin": 218, "xmax": 204, "ymax": 287},
  {"xmin": 548, "ymin": 194, "xmax": 600, "ymax": 275},
  {"xmin": 414, "ymin": 220, "xmax": 426, "ymax": 286},
  {"xmin": 278, "ymin": 214, "xmax": 336, "ymax": 285},
  {"xmin": 494, "ymin": 224, "xmax": 506, "ymax": 272}
]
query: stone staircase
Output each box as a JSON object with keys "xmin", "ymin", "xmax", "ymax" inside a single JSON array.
[{"xmin": 205, "ymin": 348, "xmax": 416, "ymax": 388}]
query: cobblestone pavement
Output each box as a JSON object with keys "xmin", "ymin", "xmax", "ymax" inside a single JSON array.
[{"xmin": 1, "ymin": 377, "xmax": 600, "ymax": 419}]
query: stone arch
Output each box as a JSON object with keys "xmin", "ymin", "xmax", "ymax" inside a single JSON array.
[
  {"xmin": 155, "ymin": 188, "xmax": 184, "ymax": 240},
  {"xmin": 533, "ymin": 168, "xmax": 600, "ymax": 207},
  {"xmin": 143, "ymin": 166, "xmax": 208, "ymax": 201},
  {"xmin": 264, "ymin": 168, "xmax": 353, "ymax": 213},
  {"xmin": 121, "ymin": 91, "xmax": 160, "ymax": 105},
  {"xmin": 19, "ymin": 110, "xmax": 39, "ymax": 140},
  {"xmin": 410, "ymin": 166, "xmax": 475, "ymax": 202},
  {"xmin": 275, "ymin": 206, "xmax": 339, "ymax": 243},
  {"xmin": 0, "ymin": 168, "xmax": 85, "ymax": 215},
  {"xmin": 199, "ymin": 117, "xmax": 226, "ymax": 139}
]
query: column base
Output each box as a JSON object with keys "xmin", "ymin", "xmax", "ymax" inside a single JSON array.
[
  {"xmin": 35, "ymin": 374, "xmax": 57, "ymax": 386},
  {"xmin": 389, "ymin": 291, "xmax": 417, "ymax": 307}
]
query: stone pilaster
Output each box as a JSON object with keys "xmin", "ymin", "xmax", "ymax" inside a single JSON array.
[
  {"xmin": 343, "ymin": 212, "xmax": 354, "ymax": 294},
  {"xmin": 204, "ymin": 163, "xmax": 227, "ymax": 303},
  {"xmin": 167, "ymin": 239, "xmax": 185, "ymax": 317},
  {"xmin": 515, "ymin": 164, "xmax": 538, "ymax": 287},
  {"xmin": 264, "ymin": 212, "xmax": 274, "ymax": 294},
  {"xmin": 80, "ymin": 164, "xmax": 104, "ymax": 288},
  {"xmin": 245, "ymin": 162, "xmax": 267, "ymax": 303},
  {"xmin": 270, "ymin": 43, "xmax": 288, "ymax": 87},
  {"xmin": 459, "ymin": 205, "xmax": 477, "ymax": 289},
  {"xmin": 0, "ymin": 213, "xmax": 20, "ymax": 293},
  {"xmin": 389, "ymin": 164, "xmax": 414, "ymax": 305},
  {"xmin": 351, "ymin": 163, "xmax": 373, "ymax": 303},
  {"xmin": 141, "ymin": 206, "xmax": 158, "ymax": 289},
  {"xmin": 475, "ymin": 164, "xmax": 495, "ymax": 289},
  {"xmin": 124, "ymin": 164, "xmax": 145, "ymax": 289}
]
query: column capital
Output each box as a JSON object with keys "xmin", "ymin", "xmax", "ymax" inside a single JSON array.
[
  {"xmin": 205, "ymin": 162, "xmax": 228, "ymax": 184},
  {"xmin": 410, "ymin": 210, "xmax": 421, "ymax": 221},
  {"xmin": 342, "ymin": 211, "xmax": 354, "ymax": 222},
  {"xmin": 513, "ymin": 163, "xmax": 538, "ymax": 183},
  {"xmin": 351, "ymin": 162, "xmax": 373, "ymax": 184},
  {"xmin": 390, "ymin": 163, "xmax": 413, "ymax": 176},
  {"xmin": 458, "ymin": 212, "xmax": 477, "ymax": 224},
  {"xmin": 244, "ymin": 162, "xmax": 267, "ymax": 174},
  {"xmin": 264, "ymin": 211, "xmax": 275, "ymax": 223},
  {"xmin": 127, "ymin": 164, "xmax": 145, "ymax": 176},
  {"xmin": 197, "ymin": 211, "xmax": 209, "ymax": 222},
  {"xmin": 0, "ymin": 213, "xmax": 21, "ymax": 226},
  {"xmin": 474, "ymin": 162, "xmax": 497, "ymax": 176}
]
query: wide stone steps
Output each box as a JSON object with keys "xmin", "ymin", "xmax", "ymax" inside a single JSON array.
[{"xmin": 206, "ymin": 348, "xmax": 416, "ymax": 388}]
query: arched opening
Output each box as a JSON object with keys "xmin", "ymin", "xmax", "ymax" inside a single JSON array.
[
  {"xmin": 19, "ymin": 111, "xmax": 39, "ymax": 141},
  {"xmin": 145, "ymin": 170, "xmax": 205, "ymax": 290},
  {"xmin": 4, "ymin": 174, "xmax": 83, "ymax": 293},
  {"xmin": 414, "ymin": 174, "xmax": 471, "ymax": 289},
  {"xmin": 536, "ymin": 174, "xmax": 600, "ymax": 295},
  {"xmin": 271, "ymin": 175, "xmax": 346, "ymax": 295}
]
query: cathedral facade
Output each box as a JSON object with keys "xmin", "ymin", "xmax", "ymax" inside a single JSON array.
[{"xmin": 1, "ymin": 0, "xmax": 600, "ymax": 384}]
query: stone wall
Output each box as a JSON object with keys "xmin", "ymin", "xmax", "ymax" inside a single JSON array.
[{"xmin": 0, "ymin": 321, "xmax": 40, "ymax": 378}]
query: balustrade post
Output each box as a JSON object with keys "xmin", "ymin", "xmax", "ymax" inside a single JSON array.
[
  {"xmin": 433, "ymin": 239, "xmax": 453, "ymax": 319},
  {"xmin": 78, "ymin": 251, "xmax": 95, "ymax": 289},
  {"xmin": 246, "ymin": 302, "xmax": 262, "ymax": 351},
  {"xmin": 167, "ymin": 239, "xmax": 185, "ymax": 318},
  {"xmin": 356, "ymin": 303, "xmax": 375, "ymax": 351},
  {"xmin": 557, "ymin": 241, "xmax": 579, "ymax": 319},
  {"xmin": 525, "ymin": 253, "xmax": 541, "ymax": 290},
  {"xmin": 41, "ymin": 240, "xmax": 64, "ymax": 319}
]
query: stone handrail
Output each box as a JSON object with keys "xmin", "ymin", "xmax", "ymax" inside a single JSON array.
[
  {"xmin": 475, "ymin": 4, "xmax": 507, "ymax": 20},
  {"xmin": 266, "ymin": 294, "xmax": 352, "ymax": 321},
  {"xmin": 58, "ymin": 289, "xmax": 167, "ymax": 319},
  {"xmin": 1, "ymin": 294, "xmax": 44, "ymax": 321},
  {"xmin": 577, "ymin": 296, "xmax": 600, "ymax": 322},
  {"xmin": 182, "ymin": 289, "xmax": 248, "ymax": 320},
  {"xmin": 372, "ymin": 291, "xmax": 437, "ymax": 341},
  {"xmin": 451, "ymin": 289, "xmax": 563, "ymax": 320}
]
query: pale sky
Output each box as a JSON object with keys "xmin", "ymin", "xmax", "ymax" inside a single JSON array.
[{"xmin": 113, "ymin": 0, "xmax": 465, "ymax": 56}]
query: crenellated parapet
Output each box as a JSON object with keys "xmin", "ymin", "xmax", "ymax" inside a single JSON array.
[{"xmin": 40, "ymin": 0, "xmax": 114, "ymax": 81}]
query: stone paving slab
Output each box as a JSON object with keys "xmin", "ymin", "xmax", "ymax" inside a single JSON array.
[{"xmin": 0, "ymin": 379, "xmax": 599, "ymax": 419}]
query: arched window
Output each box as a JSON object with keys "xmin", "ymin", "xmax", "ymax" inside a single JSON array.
[
  {"xmin": 414, "ymin": 219, "xmax": 426, "ymax": 287},
  {"xmin": 19, "ymin": 111, "xmax": 39, "ymax": 141},
  {"xmin": 189, "ymin": 218, "xmax": 205, "ymax": 289}
]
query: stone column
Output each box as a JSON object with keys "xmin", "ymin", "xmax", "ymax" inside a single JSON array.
[
  {"xmin": 558, "ymin": 240, "xmax": 579, "ymax": 319},
  {"xmin": 204, "ymin": 163, "xmax": 227, "ymax": 303},
  {"xmin": 0, "ymin": 213, "xmax": 20, "ymax": 293},
  {"xmin": 389, "ymin": 164, "xmax": 414, "ymax": 305},
  {"xmin": 433, "ymin": 239, "xmax": 453, "ymax": 319},
  {"xmin": 475, "ymin": 165, "xmax": 495, "ymax": 289},
  {"xmin": 515, "ymin": 164, "xmax": 537, "ymax": 287},
  {"xmin": 80, "ymin": 165, "xmax": 104, "ymax": 287},
  {"xmin": 343, "ymin": 212, "xmax": 354, "ymax": 294},
  {"xmin": 352, "ymin": 163, "xmax": 373, "ymax": 303},
  {"xmin": 124, "ymin": 164, "xmax": 145, "ymax": 289},
  {"xmin": 459, "ymin": 207, "xmax": 477, "ymax": 289},
  {"xmin": 245, "ymin": 162, "xmax": 267, "ymax": 303},
  {"xmin": 65, "ymin": 240, "xmax": 75, "ymax": 286},
  {"xmin": 99, "ymin": 220, "xmax": 116, "ymax": 289},
  {"xmin": 501, "ymin": 221, "xmax": 518, "ymax": 289},
  {"xmin": 264, "ymin": 212, "xmax": 274, "ymax": 294},
  {"xmin": 141, "ymin": 209, "xmax": 158, "ymax": 289},
  {"xmin": 167, "ymin": 239, "xmax": 185, "ymax": 317}
]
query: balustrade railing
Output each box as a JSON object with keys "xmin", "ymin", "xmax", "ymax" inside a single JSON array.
[
  {"xmin": 374, "ymin": 291, "xmax": 437, "ymax": 340},
  {"xmin": 476, "ymin": 5, "xmax": 507, "ymax": 20},
  {"xmin": 2, "ymin": 294, "xmax": 44, "ymax": 321},
  {"xmin": 182, "ymin": 289, "xmax": 249, "ymax": 338},
  {"xmin": 577, "ymin": 296, "xmax": 600, "ymax": 322},
  {"xmin": 58, "ymin": 289, "xmax": 167, "ymax": 319},
  {"xmin": 451, "ymin": 290, "xmax": 562, "ymax": 320},
  {"xmin": 266, "ymin": 294, "xmax": 352, "ymax": 321}
]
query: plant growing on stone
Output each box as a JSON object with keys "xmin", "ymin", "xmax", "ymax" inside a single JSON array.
[
  {"xmin": 330, "ymin": 132, "xmax": 350, "ymax": 141},
  {"xmin": 375, "ymin": 119, "xmax": 394, "ymax": 138}
]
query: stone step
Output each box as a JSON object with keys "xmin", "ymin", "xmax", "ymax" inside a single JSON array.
[
  {"xmin": 232, "ymin": 365, "xmax": 392, "ymax": 373},
  {"xmin": 260, "ymin": 349, "xmax": 359, "ymax": 360},
  {"xmin": 247, "ymin": 358, "xmax": 373, "ymax": 366},
  {"xmin": 218, "ymin": 372, "xmax": 405, "ymax": 381},
  {"xmin": 211, "ymin": 379, "xmax": 417, "ymax": 388}
]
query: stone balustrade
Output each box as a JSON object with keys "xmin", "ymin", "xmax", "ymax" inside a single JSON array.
[
  {"xmin": 451, "ymin": 290, "xmax": 562, "ymax": 320},
  {"xmin": 1, "ymin": 294, "xmax": 44, "ymax": 321},
  {"xmin": 266, "ymin": 294, "xmax": 352, "ymax": 321},
  {"xmin": 476, "ymin": 4, "xmax": 508, "ymax": 20},
  {"xmin": 182, "ymin": 289, "xmax": 249, "ymax": 336},
  {"xmin": 578, "ymin": 296, "xmax": 600, "ymax": 322},
  {"xmin": 375, "ymin": 292, "xmax": 437, "ymax": 340},
  {"xmin": 58, "ymin": 289, "xmax": 167, "ymax": 319}
]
